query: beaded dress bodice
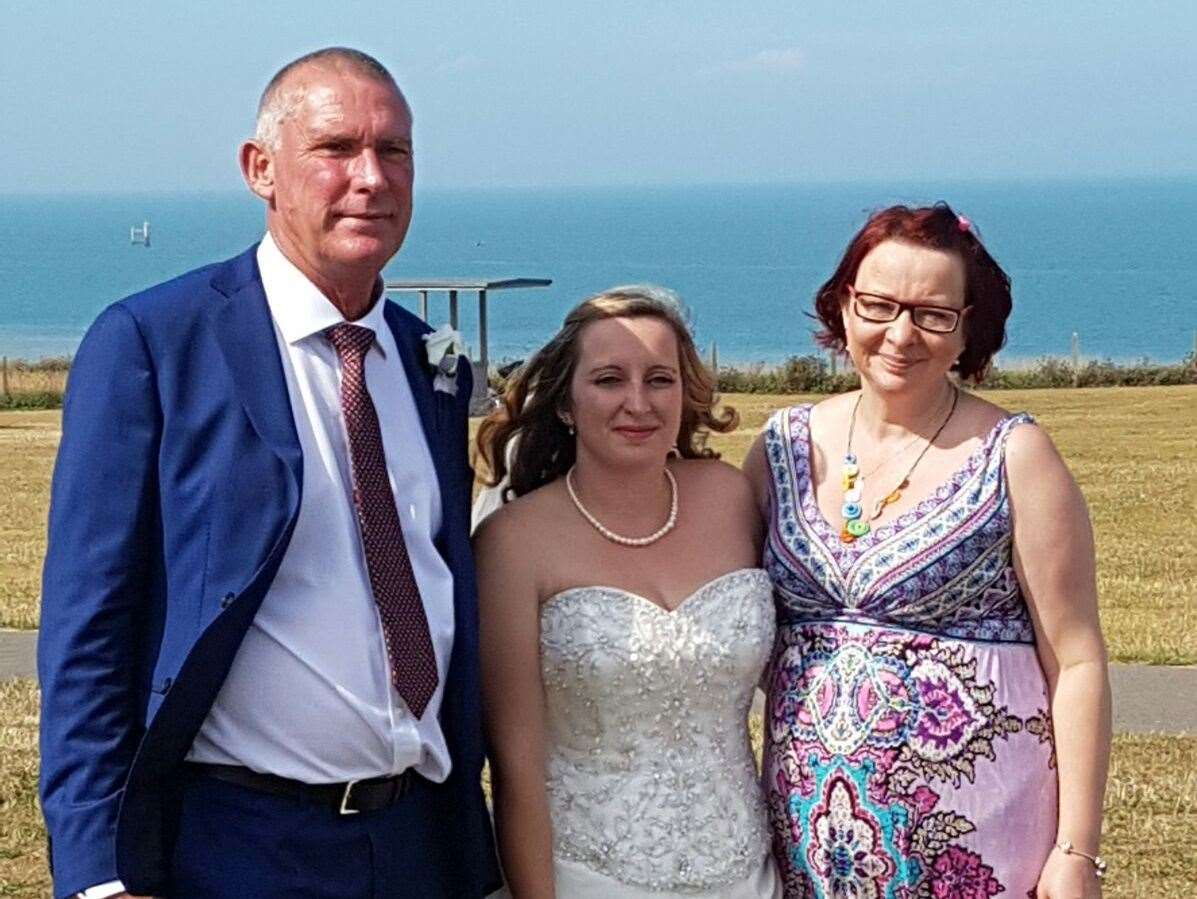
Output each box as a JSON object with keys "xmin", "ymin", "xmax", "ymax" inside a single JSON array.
[{"xmin": 539, "ymin": 568, "xmax": 775, "ymax": 892}]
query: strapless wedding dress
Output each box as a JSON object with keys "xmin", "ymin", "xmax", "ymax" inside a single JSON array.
[{"xmin": 494, "ymin": 567, "xmax": 781, "ymax": 898}]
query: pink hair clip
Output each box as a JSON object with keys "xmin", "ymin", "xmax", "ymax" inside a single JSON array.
[{"xmin": 957, "ymin": 215, "xmax": 972, "ymax": 233}]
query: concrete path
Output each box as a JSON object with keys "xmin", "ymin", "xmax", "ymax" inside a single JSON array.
[
  {"xmin": 1106, "ymin": 662, "xmax": 1197, "ymax": 735},
  {"xmin": 1, "ymin": 629, "xmax": 36, "ymax": 679},
  {"xmin": 3, "ymin": 629, "xmax": 1194, "ymax": 734}
]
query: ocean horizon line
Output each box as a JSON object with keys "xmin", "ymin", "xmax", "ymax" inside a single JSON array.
[
  {"xmin": 4, "ymin": 172, "xmax": 1197, "ymax": 200},
  {"xmin": 2, "ymin": 345, "xmax": 1191, "ymax": 370}
]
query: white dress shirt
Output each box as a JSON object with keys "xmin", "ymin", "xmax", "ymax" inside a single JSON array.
[{"xmin": 187, "ymin": 233, "xmax": 455, "ymax": 781}]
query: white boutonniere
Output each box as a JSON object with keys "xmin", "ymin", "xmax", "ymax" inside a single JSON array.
[{"xmin": 423, "ymin": 324, "xmax": 468, "ymax": 396}]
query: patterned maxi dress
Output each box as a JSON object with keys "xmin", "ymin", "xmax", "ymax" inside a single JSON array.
[{"xmin": 761, "ymin": 405, "xmax": 1057, "ymax": 899}]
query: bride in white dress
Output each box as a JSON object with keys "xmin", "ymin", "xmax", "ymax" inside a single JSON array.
[{"xmin": 474, "ymin": 285, "xmax": 781, "ymax": 898}]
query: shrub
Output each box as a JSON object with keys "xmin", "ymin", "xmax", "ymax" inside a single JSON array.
[
  {"xmin": 11, "ymin": 356, "xmax": 72, "ymax": 372},
  {"xmin": 0, "ymin": 390, "xmax": 63, "ymax": 410},
  {"xmin": 716, "ymin": 355, "xmax": 862, "ymax": 394},
  {"xmin": 715, "ymin": 355, "xmax": 1195, "ymax": 394}
]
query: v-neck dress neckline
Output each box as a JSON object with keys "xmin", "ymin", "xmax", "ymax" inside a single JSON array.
[{"xmin": 798, "ymin": 403, "xmax": 1014, "ymax": 564}]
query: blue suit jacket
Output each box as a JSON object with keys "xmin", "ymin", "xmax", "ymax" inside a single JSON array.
[{"xmin": 38, "ymin": 246, "xmax": 500, "ymax": 898}]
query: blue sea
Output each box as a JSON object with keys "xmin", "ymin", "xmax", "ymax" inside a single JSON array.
[{"xmin": 2, "ymin": 179, "xmax": 1195, "ymax": 364}]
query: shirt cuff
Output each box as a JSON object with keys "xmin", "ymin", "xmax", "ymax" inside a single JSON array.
[{"xmin": 78, "ymin": 880, "xmax": 126, "ymax": 899}]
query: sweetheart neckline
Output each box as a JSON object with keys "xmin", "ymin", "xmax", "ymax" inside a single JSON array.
[{"xmin": 540, "ymin": 567, "xmax": 770, "ymax": 616}]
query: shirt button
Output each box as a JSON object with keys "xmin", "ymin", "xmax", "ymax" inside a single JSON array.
[{"xmin": 221, "ymin": 592, "xmax": 235, "ymax": 609}]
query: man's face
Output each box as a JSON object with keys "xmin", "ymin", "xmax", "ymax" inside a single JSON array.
[{"xmin": 255, "ymin": 66, "xmax": 414, "ymax": 290}]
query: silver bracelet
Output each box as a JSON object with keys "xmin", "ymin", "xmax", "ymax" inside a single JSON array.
[{"xmin": 1055, "ymin": 840, "xmax": 1108, "ymax": 878}]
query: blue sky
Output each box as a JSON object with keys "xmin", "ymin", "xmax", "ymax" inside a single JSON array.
[{"xmin": 2, "ymin": 1, "xmax": 1194, "ymax": 193}]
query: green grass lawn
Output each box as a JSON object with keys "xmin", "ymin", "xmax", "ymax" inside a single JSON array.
[
  {"xmin": 2, "ymin": 678, "xmax": 1193, "ymax": 897},
  {"xmin": 8, "ymin": 385, "xmax": 1193, "ymax": 662}
]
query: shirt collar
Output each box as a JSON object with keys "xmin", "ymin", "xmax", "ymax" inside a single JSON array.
[{"xmin": 257, "ymin": 232, "xmax": 389, "ymax": 356}]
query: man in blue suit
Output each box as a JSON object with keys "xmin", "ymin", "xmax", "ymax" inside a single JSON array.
[{"xmin": 38, "ymin": 47, "xmax": 500, "ymax": 898}]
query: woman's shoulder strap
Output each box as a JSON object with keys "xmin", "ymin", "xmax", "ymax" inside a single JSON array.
[{"xmin": 764, "ymin": 402, "xmax": 813, "ymax": 438}]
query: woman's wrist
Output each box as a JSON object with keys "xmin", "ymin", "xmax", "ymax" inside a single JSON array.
[{"xmin": 1054, "ymin": 840, "xmax": 1108, "ymax": 878}]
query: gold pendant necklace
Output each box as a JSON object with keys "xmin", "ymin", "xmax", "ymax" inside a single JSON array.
[{"xmin": 839, "ymin": 386, "xmax": 960, "ymax": 543}]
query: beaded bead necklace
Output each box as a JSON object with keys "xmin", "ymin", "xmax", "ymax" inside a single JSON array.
[
  {"xmin": 840, "ymin": 386, "xmax": 959, "ymax": 543},
  {"xmin": 566, "ymin": 465, "xmax": 679, "ymax": 547}
]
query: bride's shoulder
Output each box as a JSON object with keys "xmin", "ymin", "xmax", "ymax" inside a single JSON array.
[
  {"xmin": 473, "ymin": 478, "xmax": 567, "ymax": 549},
  {"xmin": 671, "ymin": 457, "xmax": 753, "ymax": 506},
  {"xmin": 473, "ymin": 481, "xmax": 575, "ymax": 599}
]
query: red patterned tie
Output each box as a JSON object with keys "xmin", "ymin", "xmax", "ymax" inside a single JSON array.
[{"xmin": 326, "ymin": 323, "xmax": 439, "ymax": 718}]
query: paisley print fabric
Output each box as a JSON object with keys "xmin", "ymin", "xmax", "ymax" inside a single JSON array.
[{"xmin": 762, "ymin": 405, "xmax": 1057, "ymax": 898}]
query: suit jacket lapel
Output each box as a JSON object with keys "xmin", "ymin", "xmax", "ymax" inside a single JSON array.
[
  {"xmin": 384, "ymin": 301, "xmax": 438, "ymax": 436},
  {"xmin": 210, "ymin": 246, "xmax": 303, "ymax": 490},
  {"xmin": 384, "ymin": 301, "xmax": 456, "ymax": 533}
]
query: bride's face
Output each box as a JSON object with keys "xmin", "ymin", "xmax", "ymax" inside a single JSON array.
[{"xmin": 567, "ymin": 315, "xmax": 684, "ymax": 470}]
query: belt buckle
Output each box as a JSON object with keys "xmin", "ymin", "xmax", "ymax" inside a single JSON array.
[{"xmin": 338, "ymin": 779, "xmax": 362, "ymax": 816}]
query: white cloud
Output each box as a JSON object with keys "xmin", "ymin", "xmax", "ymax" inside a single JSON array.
[
  {"xmin": 436, "ymin": 54, "xmax": 483, "ymax": 75},
  {"xmin": 699, "ymin": 47, "xmax": 803, "ymax": 78}
]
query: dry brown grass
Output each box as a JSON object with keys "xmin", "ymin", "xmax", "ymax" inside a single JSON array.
[
  {"xmin": 0, "ymin": 679, "xmax": 45, "ymax": 897},
  {"xmin": 0, "ymin": 412, "xmax": 59, "ymax": 630},
  {"xmin": 1, "ymin": 678, "xmax": 1192, "ymax": 897},
  {"xmin": 0, "ymin": 367, "xmax": 68, "ymax": 397},
  {"xmin": 1101, "ymin": 731, "xmax": 1197, "ymax": 893},
  {"xmin": 4, "ymin": 385, "xmax": 1196, "ymax": 662}
]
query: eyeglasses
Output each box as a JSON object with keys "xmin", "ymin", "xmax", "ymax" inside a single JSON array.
[{"xmin": 848, "ymin": 287, "xmax": 964, "ymax": 334}]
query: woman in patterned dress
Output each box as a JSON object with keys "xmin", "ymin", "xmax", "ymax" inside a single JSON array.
[{"xmin": 744, "ymin": 204, "xmax": 1111, "ymax": 898}]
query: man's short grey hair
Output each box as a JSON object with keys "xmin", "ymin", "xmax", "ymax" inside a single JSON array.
[{"xmin": 254, "ymin": 47, "xmax": 401, "ymax": 150}]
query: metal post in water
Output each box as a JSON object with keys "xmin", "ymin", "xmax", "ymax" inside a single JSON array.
[
  {"xmin": 709, "ymin": 341, "xmax": 718, "ymax": 375},
  {"xmin": 1071, "ymin": 332, "xmax": 1080, "ymax": 386},
  {"xmin": 478, "ymin": 289, "xmax": 489, "ymax": 384}
]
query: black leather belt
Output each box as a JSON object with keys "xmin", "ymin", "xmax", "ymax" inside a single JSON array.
[{"xmin": 189, "ymin": 763, "xmax": 415, "ymax": 815}]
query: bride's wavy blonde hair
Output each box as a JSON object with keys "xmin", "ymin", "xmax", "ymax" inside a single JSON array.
[{"xmin": 475, "ymin": 285, "xmax": 738, "ymax": 502}]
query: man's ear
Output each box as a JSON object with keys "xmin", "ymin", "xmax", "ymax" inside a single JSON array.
[{"xmin": 240, "ymin": 139, "xmax": 275, "ymax": 202}]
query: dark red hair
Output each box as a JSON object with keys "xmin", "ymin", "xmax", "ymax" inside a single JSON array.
[{"xmin": 813, "ymin": 202, "xmax": 1012, "ymax": 382}]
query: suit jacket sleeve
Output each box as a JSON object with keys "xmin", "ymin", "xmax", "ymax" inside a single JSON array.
[{"xmin": 38, "ymin": 303, "xmax": 162, "ymax": 897}]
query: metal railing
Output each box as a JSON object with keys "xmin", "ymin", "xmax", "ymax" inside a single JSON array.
[{"xmin": 383, "ymin": 278, "xmax": 552, "ymax": 409}]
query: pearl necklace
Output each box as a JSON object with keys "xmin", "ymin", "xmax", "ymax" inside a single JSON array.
[{"xmin": 565, "ymin": 465, "xmax": 679, "ymax": 547}]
